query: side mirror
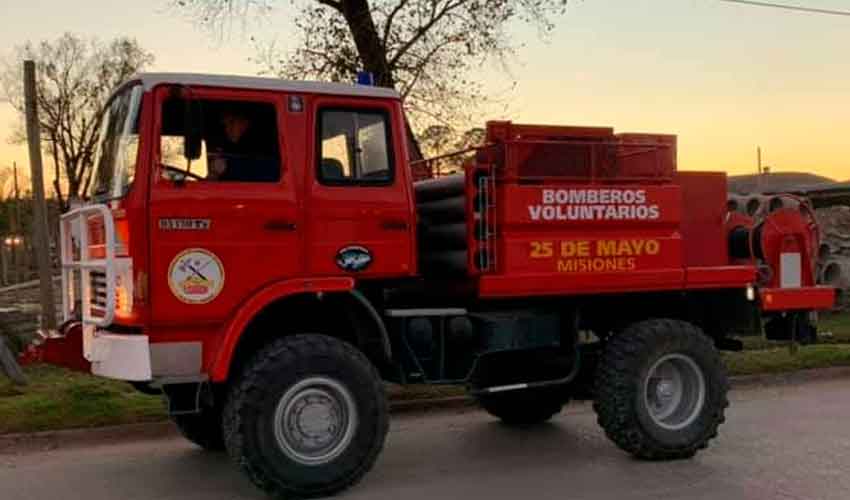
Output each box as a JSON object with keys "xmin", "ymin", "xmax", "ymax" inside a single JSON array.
[{"xmin": 184, "ymin": 98, "xmax": 202, "ymax": 161}]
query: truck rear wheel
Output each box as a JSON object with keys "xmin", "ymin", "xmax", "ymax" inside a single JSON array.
[
  {"xmin": 593, "ymin": 319, "xmax": 728, "ymax": 460},
  {"xmin": 222, "ymin": 334, "xmax": 388, "ymax": 498},
  {"xmin": 476, "ymin": 387, "xmax": 567, "ymax": 425}
]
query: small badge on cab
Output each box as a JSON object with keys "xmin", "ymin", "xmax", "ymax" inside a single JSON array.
[{"xmin": 336, "ymin": 246, "xmax": 372, "ymax": 272}]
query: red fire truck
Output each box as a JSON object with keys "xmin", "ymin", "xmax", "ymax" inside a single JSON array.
[{"xmin": 20, "ymin": 73, "xmax": 834, "ymax": 498}]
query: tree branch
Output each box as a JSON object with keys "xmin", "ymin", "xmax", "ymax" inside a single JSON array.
[
  {"xmin": 389, "ymin": 0, "xmax": 467, "ymax": 68},
  {"xmin": 383, "ymin": 0, "xmax": 412, "ymax": 50},
  {"xmin": 315, "ymin": 0, "xmax": 343, "ymax": 11}
]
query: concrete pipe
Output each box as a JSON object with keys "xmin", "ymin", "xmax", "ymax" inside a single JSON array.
[
  {"xmin": 767, "ymin": 196, "xmax": 801, "ymax": 213},
  {"xmin": 727, "ymin": 194, "xmax": 747, "ymax": 214},
  {"xmin": 821, "ymin": 260, "xmax": 849, "ymax": 288},
  {"xmin": 819, "ymin": 243, "xmax": 832, "ymax": 263},
  {"xmin": 726, "ymin": 197, "xmax": 740, "ymax": 213},
  {"xmin": 746, "ymin": 196, "xmax": 766, "ymax": 217},
  {"xmin": 768, "ymin": 196, "xmax": 785, "ymax": 212}
]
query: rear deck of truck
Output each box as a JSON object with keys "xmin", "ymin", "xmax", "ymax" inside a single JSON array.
[{"xmin": 414, "ymin": 121, "xmax": 760, "ymax": 299}]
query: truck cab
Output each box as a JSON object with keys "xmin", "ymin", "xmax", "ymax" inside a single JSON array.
[{"xmin": 63, "ymin": 74, "xmax": 417, "ymax": 381}]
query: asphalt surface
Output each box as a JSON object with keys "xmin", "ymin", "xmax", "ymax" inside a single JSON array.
[{"xmin": 2, "ymin": 378, "xmax": 850, "ymax": 500}]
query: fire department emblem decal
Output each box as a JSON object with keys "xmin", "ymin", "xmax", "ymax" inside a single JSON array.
[
  {"xmin": 336, "ymin": 246, "xmax": 372, "ymax": 272},
  {"xmin": 168, "ymin": 249, "xmax": 225, "ymax": 304}
]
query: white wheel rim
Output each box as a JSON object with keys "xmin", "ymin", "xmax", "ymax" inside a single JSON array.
[
  {"xmin": 273, "ymin": 376, "xmax": 358, "ymax": 466},
  {"xmin": 643, "ymin": 354, "xmax": 706, "ymax": 431}
]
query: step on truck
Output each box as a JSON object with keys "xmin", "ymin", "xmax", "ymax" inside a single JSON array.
[{"xmin": 15, "ymin": 73, "xmax": 836, "ymax": 498}]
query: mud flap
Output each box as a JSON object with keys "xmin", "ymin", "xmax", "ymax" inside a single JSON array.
[{"xmin": 0, "ymin": 336, "xmax": 27, "ymax": 385}]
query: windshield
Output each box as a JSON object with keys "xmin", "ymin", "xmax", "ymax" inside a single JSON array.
[{"xmin": 89, "ymin": 84, "xmax": 143, "ymax": 201}]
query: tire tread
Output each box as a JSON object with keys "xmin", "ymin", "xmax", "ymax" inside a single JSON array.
[
  {"xmin": 222, "ymin": 334, "xmax": 388, "ymax": 498},
  {"xmin": 593, "ymin": 319, "xmax": 729, "ymax": 460}
]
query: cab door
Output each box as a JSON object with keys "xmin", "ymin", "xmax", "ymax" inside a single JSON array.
[
  {"xmin": 306, "ymin": 98, "xmax": 415, "ymax": 278},
  {"xmin": 148, "ymin": 87, "xmax": 301, "ymax": 325}
]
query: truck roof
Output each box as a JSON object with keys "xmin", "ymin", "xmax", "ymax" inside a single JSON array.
[{"xmin": 133, "ymin": 72, "xmax": 401, "ymax": 99}]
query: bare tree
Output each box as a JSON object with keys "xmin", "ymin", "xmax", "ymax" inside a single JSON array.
[
  {"xmin": 174, "ymin": 0, "xmax": 569, "ymax": 154},
  {"xmin": 1, "ymin": 33, "xmax": 154, "ymax": 210},
  {"xmin": 418, "ymin": 124, "xmax": 486, "ymax": 176},
  {"xmin": 419, "ymin": 124, "xmax": 456, "ymax": 157}
]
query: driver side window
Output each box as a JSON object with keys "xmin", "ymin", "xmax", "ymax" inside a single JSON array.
[{"xmin": 159, "ymin": 97, "xmax": 282, "ymax": 183}]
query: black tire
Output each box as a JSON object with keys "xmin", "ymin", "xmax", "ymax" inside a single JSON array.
[
  {"xmin": 593, "ymin": 319, "xmax": 728, "ymax": 460},
  {"xmin": 476, "ymin": 387, "xmax": 567, "ymax": 425},
  {"xmin": 172, "ymin": 407, "xmax": 225, "ymax": 451},
  {"xmin": 223, "ymin": 334, "xmax": 388, "ymax": 499}
]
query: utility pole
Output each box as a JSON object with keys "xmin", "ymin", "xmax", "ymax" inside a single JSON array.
[
  {"xmin": 10, "ymin": 161, "xmax": 20, "ymax": 283},
  {"xmin": 23, "ymin": 60, "xmax": 57, "ymax": 332},
  {"xmin": 757, "ymin": 147, "xmax": 762, "ymax": 175}
]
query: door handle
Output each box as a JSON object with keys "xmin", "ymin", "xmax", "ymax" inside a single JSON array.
[
  {"xmin": 264, "ymin": 219, "xmax": 297, "ymax": 232},
  {"xmin": 380, "ymin": 219, "xmax": 408, "ymax": 231}
]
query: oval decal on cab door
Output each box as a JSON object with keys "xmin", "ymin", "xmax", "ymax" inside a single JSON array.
[
  {"xmin": 336, "ymin": 246, "xmax": 372, "ymax": 272},
  {"xmin": 168, "ymin": 249, "xmax": 225, "ymax": 304}
]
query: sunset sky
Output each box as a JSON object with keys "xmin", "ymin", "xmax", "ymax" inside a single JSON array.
[{"xmin": 1, "ymin": 0, "xmax": 848, "ymax": 185}]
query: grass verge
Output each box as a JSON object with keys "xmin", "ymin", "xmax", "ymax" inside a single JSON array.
[
  {"xmin": 0, "ymin": 365, "xmax": 164, "ymax": 435},
  {"xmin": 724, "ymin": 344, "xmax": 850, "ymax": 377}
]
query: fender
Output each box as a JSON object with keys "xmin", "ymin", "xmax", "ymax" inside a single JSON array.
[
  {"xmin": 349, "ymin": 289, "xmax": 393, "ymax": 361},
  {"xmin": 209, "ymin": 277, "xmax": 354, "ymax": 381}
]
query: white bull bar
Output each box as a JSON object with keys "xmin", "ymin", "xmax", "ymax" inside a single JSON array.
[
  {"xmin": 58, "ymin": 204, "xmax": 151, "ymax": 381},
  {"xmin": 59, "ymin": 203, "xmax": 117, "ymax": 327}
]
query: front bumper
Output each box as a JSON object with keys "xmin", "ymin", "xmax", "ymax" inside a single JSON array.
[{"xmin": 21, "ymin": 322, "xmax": 152, "ymax": 382}]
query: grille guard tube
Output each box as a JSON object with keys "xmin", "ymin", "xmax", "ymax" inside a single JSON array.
[{"xmin": 60, "ymin": 204, "xmax": 117, "ymax": 328}]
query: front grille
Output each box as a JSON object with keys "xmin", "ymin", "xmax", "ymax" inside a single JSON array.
[{"xmin": 90, "ymin": 271, "xmax": 108, "ymax": 309}]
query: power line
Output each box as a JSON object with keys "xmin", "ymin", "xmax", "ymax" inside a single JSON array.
[{"xmin": 718, "ymin": 0, "xmax": 850, "ymax": 16}]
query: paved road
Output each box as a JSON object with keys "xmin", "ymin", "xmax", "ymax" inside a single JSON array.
[{"xmin": 2, "ymin": 378, "xmax": 850, "ymax": 500}]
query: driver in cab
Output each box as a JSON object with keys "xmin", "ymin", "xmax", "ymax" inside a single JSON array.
[{"xmin": 206, "ymin": 106, "xmax": 279, "ymax": 182}]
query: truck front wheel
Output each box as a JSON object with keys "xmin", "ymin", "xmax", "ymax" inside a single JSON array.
[
  {"xmin": 222, "ymin": 334, "xmax": 388, "ymax": 498},
  {"xmin": 593, "ymin": 319, "xmax": 728, "ymax": 460}
]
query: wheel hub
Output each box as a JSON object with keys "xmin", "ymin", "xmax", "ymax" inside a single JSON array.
[
  {"xmin": 274, "ymin": 377, "xmax": 358, "ymax": 466},
  {"xmin": 644, "ymin": 353, "xmax": 706, "ymax": 431},
  {"xmin": 656, "ymin": 380, "xmax": 675, "ymax": 399}
]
